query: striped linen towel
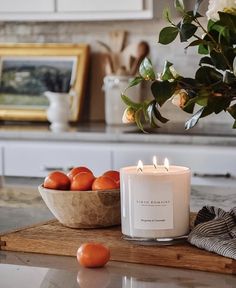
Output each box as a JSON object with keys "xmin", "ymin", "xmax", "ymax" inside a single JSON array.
[{"xmin": 188, "ymin": 206, "xmax": 236, "ymax": 260}]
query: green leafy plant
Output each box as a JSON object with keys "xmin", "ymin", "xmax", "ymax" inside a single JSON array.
[{"xmin": 122, "ymin": 0, "xmax": 236, "ymax": 130}]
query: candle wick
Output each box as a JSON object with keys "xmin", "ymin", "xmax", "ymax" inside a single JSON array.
[
  {"xmin": 137, "ymin": 167, "xmax": 143, "ymax": 173},
  {"xmin": 153, "ymin": 164, "xmax": 158, "ymax": 169},
  {"xmin": 164, "ymin": 167, "xmax": 169, "ymax": 172}
]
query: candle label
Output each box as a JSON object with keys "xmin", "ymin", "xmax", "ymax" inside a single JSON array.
[{"xmin": 133, "ymin": 181, "xmax": 173, "ymax": 230}]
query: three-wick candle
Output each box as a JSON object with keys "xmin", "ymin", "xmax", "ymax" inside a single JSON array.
[{"xmin": 120, "ymin": 159, "xmax": 191, "ymax": 239}]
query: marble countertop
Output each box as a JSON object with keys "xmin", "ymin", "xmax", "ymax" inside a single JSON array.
[
  {"xmin": 1, "ymin": 251, "xmax": 236, "ymax": 288},
  {"xmin": 0, "ymin": 122, "xmax": 235, "ymax": 146},
  {"xmin": 0, "ymin": 182, "xmax": 236, "ymax": 287}
]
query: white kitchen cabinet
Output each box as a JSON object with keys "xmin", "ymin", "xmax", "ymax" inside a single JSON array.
[
  {"xmin": 112, "ymin": 143, "xmax": 236, "ymax": 187},
  {"xmin": 1, "ymin": 133, "xmax": 235, "ymax": 188},
  {"xmin": 3, "ymin": 141, "xmax": 112, "ymax": 177},
  {"xmin": 57, "ymin": 0, "xmax": 143, "ymax": 12},
  {"xmin": 0, "ymin": 0, "xmax": 153, "ymax": 21},
  {"xmin": 0, "ymin": 0, "xmax": 54, "ymax": 13}
]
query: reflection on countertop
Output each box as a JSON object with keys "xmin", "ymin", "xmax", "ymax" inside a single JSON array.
[
  {"xmin": 0, "ymin": 121, "xmax": 235, "ymax": 146},
  {"xmin": 1, "ymin": 252, "xmax": 236, "ymax": 288}
]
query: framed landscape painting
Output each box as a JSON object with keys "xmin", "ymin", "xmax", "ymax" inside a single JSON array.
[{"xmin": 0, "ymin": 43, "xmax": 89, "ymax": 122}]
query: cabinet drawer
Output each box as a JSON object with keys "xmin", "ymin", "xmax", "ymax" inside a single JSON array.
[
  {"xmin": 4, "ymin": 142, "xmax": 111, "ymax": 177},
  {"xmin": 0, "ymin": 0, "xmax": 54, "ymax": 12},
  {"xmin": 57, "ymin": 0, "xmax": 142, "ymax": 12}
]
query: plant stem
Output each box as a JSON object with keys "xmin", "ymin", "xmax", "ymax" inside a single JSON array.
[{"xmin": 194, "ymin": 17, "xmax": 233, "ymax": 71}]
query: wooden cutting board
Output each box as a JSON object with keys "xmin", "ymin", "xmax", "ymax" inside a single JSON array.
[{"xmin": 0, "ymin": 219, "xmax": 236, "ymax": 275}]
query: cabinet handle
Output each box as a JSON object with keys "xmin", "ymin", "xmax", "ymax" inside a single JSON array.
[
  {"xmin": 193, "ymin": 172, "xmax": 232, "ymax": 179},
  {"xmin": 41, "ymin": 166, "xmax": 73, "ymax": 172}
]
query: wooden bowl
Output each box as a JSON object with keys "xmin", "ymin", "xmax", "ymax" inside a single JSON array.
[{"xmin": 38, "ymin": 184, "xmax": 121, "ymax": 228}]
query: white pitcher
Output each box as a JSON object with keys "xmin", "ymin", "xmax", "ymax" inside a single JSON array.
[{"xmin": 44, "ymin": 91, "xmax": 71, "ymax": 132}]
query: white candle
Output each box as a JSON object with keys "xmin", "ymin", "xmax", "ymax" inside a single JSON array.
[{"xmin": 120, "ymin": 163, "xmax": 191, "ymax": 238}]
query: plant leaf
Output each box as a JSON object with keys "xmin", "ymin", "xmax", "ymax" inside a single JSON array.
[
  {"xmin": 163, "ymin": 7, "xmax": 172, "ymax": 23},
  {"xmin": 161, "ymin": 61, "xmax": 174, "ymax": 80},
  {"xmin": 139, "ymin": 58, "xmax": 156, "ymax": 81},
  {"xmin": 135, "ymin": 108, "xmax": 146, "ymax": 133},
  {"xmin": 210, "ymin": 50, "xmax": 229, "ymax": 70},
  {"xmin": 194, "ymin": 0, "xmax": 204, "ymax": 16},
  {"xmin": 153, "ymin": 108, "xmax": 169, "ymax": 123},
  {"xmin": 121, "ymin": 94, "xmax": 142, "ymax": 110},
  {"xmin": 179, "ymin": 23, "xmax": 198, "ymax": 42},
  {"xmin": 223, "ymin": 71, "xmax": 236, "ymax": 84},
  {"xmin": 174, "ymin": 0, "xmax": 185, "ymax": 12},
  {"xmin": 198, "ymin": 43, "xmax": 209, "ymax": 55},
  {"xmin": 183, "ymin": 100, "xmax": 195, "ymax": 113},
  {"xmin": 127, "ymin": 76, "xmax": 143, "ymax": 89},
  {"xmin": 185, "ymin": 39, "xmax": 203, "ymax": 50},
  {"xmin": 218, "ymin": 12, "xmax": 236, "ymax": 33},
  {"xmin": 159, "ymin": 26, "xmax": 179, "ymax": 44},
  {"xmin": 233, "ymin": 56, "xmax": 236, "ymax": 76},
  {"xmin": 199, "ymin": 56, "xmax": 214, "ymax": 66},
  {"xmin": 233, "ymin": 120, "xmax": 236, "ymax": 129},
  {"xmin": 151, "ymin": 80, "xmax": 176, "ymax": 107},
  {"xmin": 227, "ymin": 103, "xmax": 236, "ymax": 119},
  {"xmin": 185, "ymin": 106, "xmax": 205, "ymax": 129},
  {"xmin": 195, "ymin": 66, "xmax": 222, "ymax": 84},
  {"xmin": 183, "ymin": 11, "xmax": 202, "ymax": 23}
]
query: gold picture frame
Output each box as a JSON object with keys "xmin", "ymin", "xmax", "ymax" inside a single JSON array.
[{"xmin": 0, "ymin": 43, "xmax": 89, "ymax": 122}]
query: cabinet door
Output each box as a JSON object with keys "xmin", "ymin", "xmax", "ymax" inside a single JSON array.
[
  {"xmin": 112, "ymin": 143, "xmax": 236, "ymax": 187},
  {"xmin": 4, "ymin": 142, "xmax": 112, "ymax": 177},
  {"xmin": 56, "ymin": 0, "xmax": 153, "ymax": 21},
  {"xmin": 0, "ymin": 0, "xmax": 54, "ymax": 12},
  {"xmin": 57, "ymin": 0, "xmax": 143, "ymax": 12}
]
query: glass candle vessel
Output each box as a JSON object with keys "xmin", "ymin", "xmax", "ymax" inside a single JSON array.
[{"xmin": 120, "ymin": 165, "xmax": 191, "ymax": 239}]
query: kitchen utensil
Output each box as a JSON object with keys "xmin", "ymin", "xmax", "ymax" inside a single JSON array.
[
  {"xmin": 109, "ymin": 30, "xmax": 127, "ymax": 53},
  {"xmin": 130, "ymin": 41, "xmax": 150, "ymax": 75},
  {"xmin": 120, "ymin": 43, "xmax": 139, "ymax": 72},
  {"xmin": 104, "ymin": 53, "xmax": 114, "ymax": 75},
  {"xmin": 97, "ymin": 40, "xmax": 112, "ymax": 53}
]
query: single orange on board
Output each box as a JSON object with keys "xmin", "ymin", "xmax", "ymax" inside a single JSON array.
[
  {"xmin": 77, "ymin": 243, "xmax": 110, "ymax": 268},
  {"xmin": 43, "ymin": 171, "xmax": 71, "ymax": 190},
  {"xmin": 92, "ymin": 176, "xmax": 117, "ymax": 191},
  {"xmin": 103, "ymin": 170, "xmax": 120, "ymax": 187},
  {"xmin": 71, "ymin": 172, "xmax": 95, "ymax": 191},
  {"xmin": 67, "ymin": 166, "xmax": 93, "ymax": 181}
]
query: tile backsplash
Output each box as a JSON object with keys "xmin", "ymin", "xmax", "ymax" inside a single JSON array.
[{"xmin": 0, "ymin": 18, "xmax": 231, "ymax": 125}]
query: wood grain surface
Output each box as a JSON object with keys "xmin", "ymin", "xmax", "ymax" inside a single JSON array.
[{"xmin": 0, "ymin": 216, "xmax": 236, "ymax": 275}]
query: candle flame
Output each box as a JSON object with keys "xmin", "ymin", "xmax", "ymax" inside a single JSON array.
[
  {"xmin": 137, "ymin": 160, "xmax": 143, "ymax": 173},
  {"xmin": 153, "ymin": 156, "xmax": 158, "ymax": 169},
  {"xmin": 164, "ymin": 158, "xmax": 169, "ymax": 171}
]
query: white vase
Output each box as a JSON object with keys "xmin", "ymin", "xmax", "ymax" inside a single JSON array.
[
  {"xmin": 44, "ymin": 91, "xmax": 71, "ymax": 132},
  {"xmin": 103, "ymin": 75, "xmax": 141, "ymax": 125}
]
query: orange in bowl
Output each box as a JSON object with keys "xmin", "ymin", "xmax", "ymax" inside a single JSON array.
[
  {"xmin": 103, "ymin": 170, "xmax": 120, "ymax": 187},
  {"xmin": 43, "ymin": 171, "xmax": 71, "ymax": 190},
  {"xmin": 92, "ymin": 176, "xmax": 117, "ymax": 191},
  {"xmin": 67, "ymin": 166, "xmax": 93, "ymax": 181},
  {"xmin": 71, "ymin": 172, "xmax": 95, "ymax": 191}
]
